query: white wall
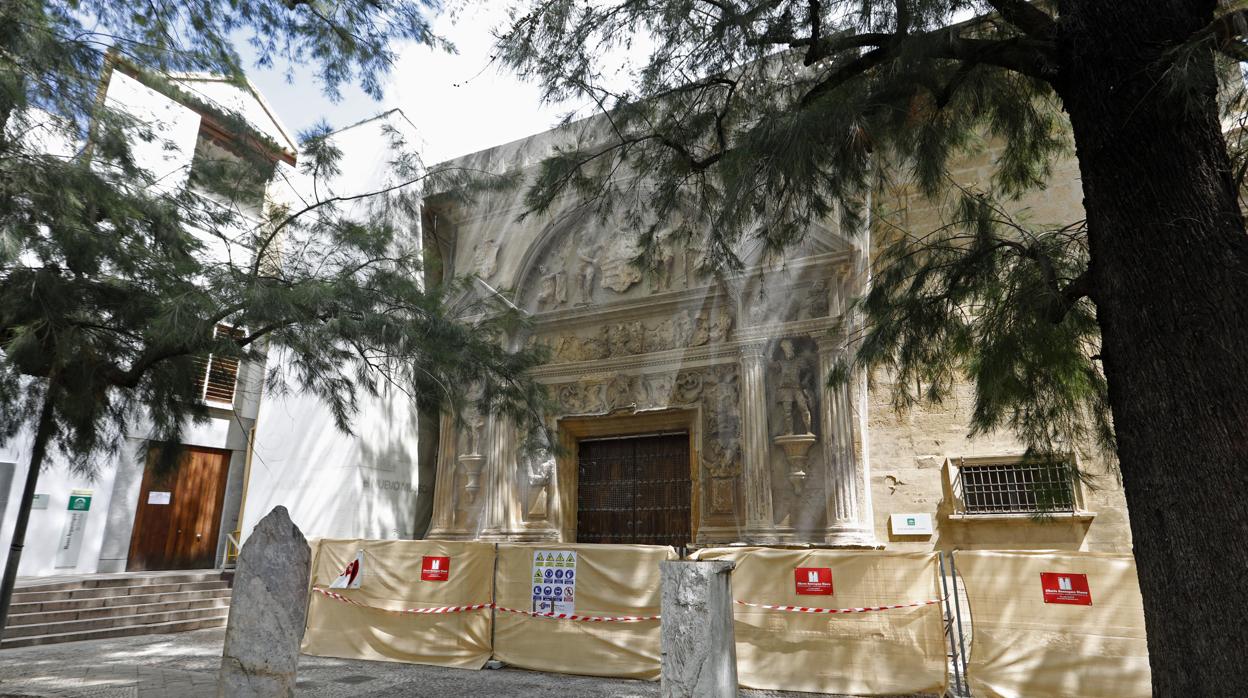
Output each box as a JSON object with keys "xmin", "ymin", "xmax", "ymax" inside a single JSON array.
[{"xmin": 241, "ymin": 110, "xmax": 429, "ymax": 544}]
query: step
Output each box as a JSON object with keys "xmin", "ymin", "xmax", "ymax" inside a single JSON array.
[
  {"xmin": 3, "ymin": 606, "xmax": 230, "ymax": 639},
  {"xmin": 13, "ymin": 580, "xmax": 230, "ymax": 604},
  {"xmin": 0, "ymin": 615, "xmax": 229, "ymax": 649},
  {"xmin": 7, "ymin": 595, "xmax": 231, "ymax": 626},
  {"xmin": 14, "ymin": 571, "xmax": 226, "ymax": 594},
  {"xmin": 10, "ymin": 587, "xmax": 232, "ymax": 615}
]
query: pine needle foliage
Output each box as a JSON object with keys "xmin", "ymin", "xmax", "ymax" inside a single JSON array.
[
  {"xmin": 0, "ymin": 0, "xmax": 549, "ymax": 476},
  {"xmin": 494, "ymin": 0, "xmax": 1248, "ymax": 465}
]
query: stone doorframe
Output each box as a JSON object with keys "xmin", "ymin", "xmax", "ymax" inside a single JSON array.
[{"xmin": 557, "ymin": 409, "xmax": 700, "ymax": 543}]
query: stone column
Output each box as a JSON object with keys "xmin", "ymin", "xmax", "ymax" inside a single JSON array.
[
  {"xmin": 480, "ymin": 416, "xmax": 518, "ymax": 540},
  {"xmin": 217, "ymin": 506, "xmax": 310, "ymax": 698},
  {"xmin": 425, "ymin": 412, "xmax": 460, "ymax": 539},
  {"xmin": 738, "ymin": 341, "xmax": 777, "ymax": 543},
  {"xmin": 660, "ymin": 560, "xmax": 738, "ymax": 697},
  {"xmin": 816, "ymin": 335, "xmax": 876, "ymax": 546}
]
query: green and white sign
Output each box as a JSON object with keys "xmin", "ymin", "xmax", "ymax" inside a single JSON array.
[{"xmin": 54, "ymin": 488, "xmax": 93, "ymax": 568}]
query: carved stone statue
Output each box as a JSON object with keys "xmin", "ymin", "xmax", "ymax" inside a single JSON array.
[
  {"xmin": 710, "ymin": 310, "xmax": 734, "ymax": 343},
  {"xmin": 576, "ymin": 242, "xmax": 600, "ymax": 303},
  {"xmin": 774, "ymin": 339, "xmax": 813, "ymax": 435},
  {"xmin": 806, "ymin": 280, "xmax": 830, "ymax": 319},
  {"xmin": 654, "ymin": 229, "xmax": 678, "ymax": 291},
  {"xmin": 459, "ymin": 400, "xmax": 486, "ymax": 456},
  {"xmin": 523, "ymin": 445, "xmax": 555, "ymax": 520}
]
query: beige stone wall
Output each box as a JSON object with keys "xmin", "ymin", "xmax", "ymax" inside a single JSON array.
[{"xmin": 866, "ymin": 146, "xmax": 1134, "ymax": 554}]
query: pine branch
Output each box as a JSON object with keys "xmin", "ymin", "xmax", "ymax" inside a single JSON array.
[{"xmin": 982, "ymin": 0, "xmax": 1056, "ymax": 38}]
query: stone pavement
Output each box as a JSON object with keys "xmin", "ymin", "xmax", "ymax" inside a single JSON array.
[{"xmin": 0, "ymin": 628, "xmax": 807, "ymax": 697}]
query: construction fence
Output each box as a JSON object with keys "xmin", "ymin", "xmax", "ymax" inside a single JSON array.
[{"xmin": 300, "ymin": 540, "xmax": 1150, "ymax": 697}]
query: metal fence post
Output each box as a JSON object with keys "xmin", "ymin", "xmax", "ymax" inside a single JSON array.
[
  {"xmin": 939, "ymin": 552, "xmax": 964, "ymax": 695},
  {"xmin": 949, "ymin": 551, "xmax": 971, "ymax": 690}
]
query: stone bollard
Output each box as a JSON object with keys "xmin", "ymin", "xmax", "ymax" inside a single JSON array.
[
  {"xmin": 660, "ymin": 560, "xmax": 738, "ymax": 698},
  {"xmin": 217, "ymin": 506, "xmax": 311, "ymax": 698}
]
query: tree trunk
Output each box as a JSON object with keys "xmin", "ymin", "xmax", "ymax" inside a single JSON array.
[
  {"xmin": 1057, "ymin": 1, "xmax": 1248, "ymax": 693},
  {"xmin": 0, "ymin": 378, "xmax": 58, "ymax": 639}
]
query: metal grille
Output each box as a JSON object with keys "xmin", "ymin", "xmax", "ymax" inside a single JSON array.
[
  {"xmin": 956, "ymin": 460, "xmax": 1075, "ymax": 514},
  {"xmin": 576, "ymin": 434, "xmax": 691, "ymax": 548}
]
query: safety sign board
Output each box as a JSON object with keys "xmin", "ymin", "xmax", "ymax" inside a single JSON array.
[
  {"xmin": 1040, "ymin": 572, "xmax": 1092, "ymax": 605},
  {"xmin": 421, "ymin": 555, "xmax": 451, "ymax": 582},
  {"xmin": 795, "ymin": 567, "xmax": 834, "ymax": 595},
  {"xmin": 531, "ymin": 550, "xmax": 577, "ymax": 615},
  {"xmin": 329, "ymin": 549, "xmax": 364, "ymax": 589}
]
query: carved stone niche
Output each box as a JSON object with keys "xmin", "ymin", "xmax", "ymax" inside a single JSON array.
[{"xmin": 521, "ymin": 439, "xmax": 555, "ymax": 521}]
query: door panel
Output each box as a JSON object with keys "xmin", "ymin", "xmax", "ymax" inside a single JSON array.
[
  {"xmin": 576, "ymin": 433, "xmax": 691, "ymax": 547},
  {"xmin": 128, "ymin": 446, "xmax": 232, "ymax": 571}
]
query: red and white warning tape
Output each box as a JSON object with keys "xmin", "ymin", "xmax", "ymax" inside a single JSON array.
[
  {"xmin": 733, "ymin": 598, "xmax": 942, "ymax": 614},
  {"xmin": 312, "ymin": 588, "xmax": 657, "ymax": 622},
  {"xmin": 312, "ymin": 587, "xmax": 492, "ymax": 615},
  {"xmin": 493, "ymin": 606, "xmax": 660, "ymax": 623}
]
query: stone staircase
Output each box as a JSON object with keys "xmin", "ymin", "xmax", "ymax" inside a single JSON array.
[{"xmin": 2, "ymin": 570, "xmax": 233, "ymax": 649}]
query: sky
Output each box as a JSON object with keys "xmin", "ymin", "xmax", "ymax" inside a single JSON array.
[{"xmin": 241, "ymin": 4, "xmax": 582, "ymax": 165}]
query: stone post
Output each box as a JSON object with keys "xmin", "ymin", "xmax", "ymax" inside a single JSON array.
[
  {"xmin": 816, "ymin": 335, "xmax": 876, "ymax": 546},
  {"xmin": 660, "ymin": 560, "xmax": 738, "ymax": 698},
  {"xmin": 738, "ymin": 341, "xmax": 777, "ymax": 543},
  {"xmin": 217, "ymin": 506, "xmax": 311, "ymax": 698}
]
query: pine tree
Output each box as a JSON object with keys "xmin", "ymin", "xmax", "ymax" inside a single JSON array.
[
  {"xmin": 0, "ymin": 0, "xmax": 549, "ymax": 636},
  {"xmin": 495, "ymin": 0, "xmax": 1248, "ymax": 691}
]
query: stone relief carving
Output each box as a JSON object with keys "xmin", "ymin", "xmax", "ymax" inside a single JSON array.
[
  {"xmin": 472, "ymin": 238, "xmax": 500, "ymax": 279},
  {"xmin": 537, "ymin": 307, "xmax": 735, "ymax": 364},
  {"xmin": 653, "ymin": 229, "xmax": 679, "ymax": 292},
  {"xmin": 600, "ymin": 235, "xmax": 643, "ymax": 292},
  {"xmin": 536, "ymin": 265, "xmax": 568, "ymax": 309}
]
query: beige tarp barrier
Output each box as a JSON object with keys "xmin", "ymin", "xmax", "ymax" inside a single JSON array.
[
  {"xmin": 956, "ymin": 550, "xmax": 1151, "ymax": 698},
  {"xmin": 492, "ymin": 543, "xmax": 676, "ymax": 680},
  {"xmin": 301, "ymin": 539, "xmax": 495, "ymax": 669},
  {"xmin": 693, "ymin": 547, "xmax": 947, "ymax": 696}
]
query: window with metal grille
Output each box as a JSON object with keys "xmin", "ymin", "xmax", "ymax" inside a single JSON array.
[
  {"xmin": 193, "ymin": 324, "xmax": 243, "ymax": 407},
  {"xmin": 955, "ymin": 459, "xmax": 1075, "ymax": 515}
]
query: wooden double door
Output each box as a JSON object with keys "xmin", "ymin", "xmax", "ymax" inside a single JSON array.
[
  {"xmin": 576, "ymin": 433, "xmax": 692, "ymax": 547},
  {"xmin": 127, "ymin": 446, "xmax": 232, "ymax": 571}
]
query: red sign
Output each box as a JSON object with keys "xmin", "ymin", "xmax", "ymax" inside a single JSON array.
[
  {"xmin": 421, "ymin": 556, "xmax": 451, "ymax": 582},
  {"xmin": 1041, "ymin": 572, "xmax": 1092, "ymax": 605},
  {"xmin": 794, "ymin": 567, "xmax": 834, "ymax": 595}
]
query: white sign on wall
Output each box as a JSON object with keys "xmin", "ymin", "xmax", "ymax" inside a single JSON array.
[
  {"xmin": 890, "ymin": 512, "xmax": 934, "ymax": 536},
  {"xmin": 30, "ymin": 493, "xmax": 50, "ymax": 510},
  {"xmin": 147, "ymin": 491, "xmax": 171, "ymax": 505},
  {"xmin": 531, "ymin": 550, "xmax": 577, "ymax": 615},
  {"xmin": 54, "ymin": 489, "xmax": 93, "ymax": 569}
]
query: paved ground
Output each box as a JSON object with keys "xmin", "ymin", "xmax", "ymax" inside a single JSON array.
[{"xmin": 0, "ymin": 628, "xmax": 735, "ymax": 697}]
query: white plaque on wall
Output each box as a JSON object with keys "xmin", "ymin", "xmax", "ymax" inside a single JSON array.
[
  {"xmin": 30, "ymin": 493, "xmax": 50, "ymax": 510},
  {"xmin": 147, "ymin": 491, "xmax": 171, "ymax": 505},
  {"xmin": 890, "ymin": 512, "xmax": 934, "ymax": 536}
]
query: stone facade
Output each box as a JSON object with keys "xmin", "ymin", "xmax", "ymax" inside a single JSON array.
[{"xmin": 425, "ymin": 127, "xmax": 1134, "ymax": 554}]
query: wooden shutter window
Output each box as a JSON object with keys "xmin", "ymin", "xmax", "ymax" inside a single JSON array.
[{"xmin": 194, "ymin": 324, "xmax": 244, "ymax": 407}]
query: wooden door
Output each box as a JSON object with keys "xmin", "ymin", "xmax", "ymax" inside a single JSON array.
[
  {"xmin": 576, "ymin": 433, "xmax": 691, "ymax": 547},
  {"xmin": 127, "ymin": 446, "xmax": 232, "ymax": 571}
]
